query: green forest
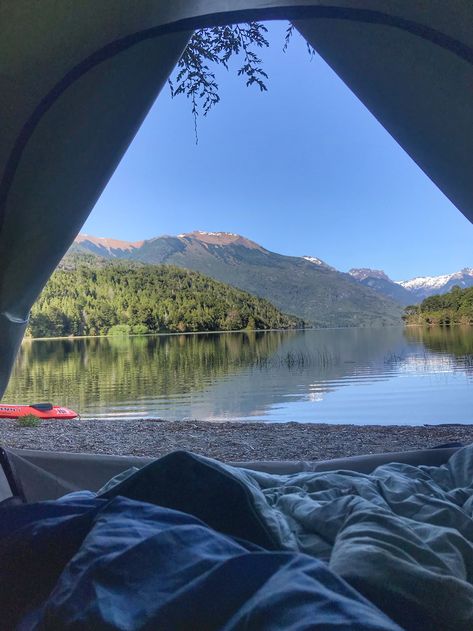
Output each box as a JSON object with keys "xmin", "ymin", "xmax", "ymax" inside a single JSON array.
[
  {"xmin": 403, "ymin": 285, "xmax": 473, "ymax": 326},
  {"xmin": 27, "ymin": 262, "xmax": 303, "ymax": 338}
]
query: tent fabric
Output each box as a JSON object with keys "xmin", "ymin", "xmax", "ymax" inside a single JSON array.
[
  {"xmin": 0, "ymin": 445, "xmax": 460, "ymax": 503},
  {"xmin": 0, "ymin": 464, "xmax": 12, "ymax": 503},
  {"xmin": 1, "ymin": 1, "xmax": 473, "ymax": 394}
]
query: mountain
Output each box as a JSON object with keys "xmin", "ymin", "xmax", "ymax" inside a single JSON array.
[
  {"xmin": 396, "ymin": 268, "xmax": 473, "ymax": 301},
  {"xmin": 349, "ymin": 269, "xmax": 391, "ymax": 282},
  {"xmin": 29, "ymin": 262, "xmax": 302, "ymax": 338},
  {"xmin": 349, "ymin": 267, "xmax": 473, "ymax": 304},
  {"xmin": 302, "ymin": 256, "xmax": 335, "ymax": 271},
  {"xmin": 71, "ymin": 231, "xmax": 403, "ymax": 327},
  {"xmin": 349, "ymin": 268, "xmax": 414, "ymax": 306},
  {"xmin": 74, "ymin": 234, "xmax": 144, "ymax": 257}
]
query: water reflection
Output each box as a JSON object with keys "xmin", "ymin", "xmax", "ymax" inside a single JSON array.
[
  {"xmin": 6, "ymin": 332, "xmax": 288, "ymax": 417},
  {"xmin": 405, "ymin": 326, "xmax": 473, "ymax": 360},
  {"xmin": 3, "ymin": 327, "xmax": 473, "ymax": 424}
]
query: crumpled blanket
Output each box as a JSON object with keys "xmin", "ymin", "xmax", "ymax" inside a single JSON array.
[
  {"xmin": 0, "ymin": 495, "xmax": 401, "ymax": 630},
  {"xmin": 98, "ymin": 446, "xmax": 473, "ymax": 631}
]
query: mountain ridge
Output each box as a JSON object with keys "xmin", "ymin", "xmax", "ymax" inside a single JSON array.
[
  {"xmin": 349, "ymin": 268, "xmax": 391, "ymax": 282},
  {"xmin": 75, "ymin": 234, "xmax": 144, "ymax": 254},
  {"xmin": 348, "ymin": 268, "xmax": 414, "ymax": 306},
  {"xmin": 74, "ymin": 233, "xmax": 472, "ymax": 308},
  {"xmin": 71, "ymin": 231, "xmax": 402, "ymax": 327},
  {"xmin": 396, "ymin": 268, "xmax": 473, "ymax": 299},
  {"xmin": 349, "ymin": 266, "xmax": 473, "ymax": 302}
]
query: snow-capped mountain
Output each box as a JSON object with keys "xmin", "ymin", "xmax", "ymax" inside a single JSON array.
[
  {"xmin": 396, "ymin": 268, "xmax": 473, "ymax": 300},
  {"xmin": 349, "ymin": 267, "xmax": 473, "ymax": 303},
  {"xmin": 302, "ymin": 256, "xmax": 335, "ymax": 270}
]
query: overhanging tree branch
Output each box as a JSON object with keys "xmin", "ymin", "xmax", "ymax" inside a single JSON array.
[{"xmin": 168, "ymin": 22, "xmax": 314, "ymax": 142}]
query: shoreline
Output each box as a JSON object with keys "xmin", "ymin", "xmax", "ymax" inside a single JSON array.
[
  {"xmin": 1, "ymin": 419, "xmax": 472, "ymax": 461},
  {"xmin": 22, "ymin": 324, "xmax": 413, "ymax": 343},
  {"xmin": 22, "ymin": 328, "xmax": 307, "ymax": 343},
  {"xmin": 23, "ymin": 323, "xmax": 471, "ymax": 343}
]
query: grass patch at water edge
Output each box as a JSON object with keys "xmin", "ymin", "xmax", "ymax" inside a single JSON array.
[{"xmin": 17, "ymin": 414, "xmax": 41, "ymax": 428}]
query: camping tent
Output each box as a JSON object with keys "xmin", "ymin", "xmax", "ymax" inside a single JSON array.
[
  {"xmin": 2, "ymin": 10, "xmax": 473, "ymax": 626},
  {"xmin": 1, "ymin": 0, "xmax": 472, "ymax": 395}
]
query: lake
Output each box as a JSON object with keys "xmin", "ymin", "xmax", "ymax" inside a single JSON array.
[{"xmin": 3, "ymin": 326, "xmax": 473, "ymax": 424}]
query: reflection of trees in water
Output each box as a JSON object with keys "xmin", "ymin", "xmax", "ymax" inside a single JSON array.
[
  {"xmin": 404, "ymin": 326, "xmax": 473, "ymax": 357},
  {"xmin": 192, "ymin": 328, "xmax": 416, "ymax": 420},
  {"xmin": 404, "ymin": 326, "xmax": 473, "ymax": 377},
  {"xmin": 4, "ymin": 328, "xmax": 411, "ymax": 413},
  {"xmin": 6, "ymin": 327, "xmax": 472, "ymax": 420},
  {"xmin": 4, "ymin": 332, "xmax": 289, "ymax": 409},
  {"xmin": 264, "ymin": 327, "xmax": 411, "ymax": 376}
]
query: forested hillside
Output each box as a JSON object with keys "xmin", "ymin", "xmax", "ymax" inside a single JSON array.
[
  {"xmin": 73, "ymin": 232, "xmax": 403, "ymax": 327},
  {"xmin": 28, "ymin": 262, "xmax": 303, "ymax": 338},
  {"xmin": 403, "ymin": 286, "xmax": 473, "ymax": 326}
]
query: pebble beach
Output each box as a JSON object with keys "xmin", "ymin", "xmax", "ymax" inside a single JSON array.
[{"xmin": 1, "ymin": 418, "xmax": 472, "ymax": 461}]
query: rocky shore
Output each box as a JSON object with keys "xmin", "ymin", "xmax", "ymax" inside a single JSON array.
[{"xmin": 1, "ymin": 419, "xmax": 472, "ymax": 461}]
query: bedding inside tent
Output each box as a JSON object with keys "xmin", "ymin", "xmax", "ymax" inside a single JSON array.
[
  {"xmin": 1, "ymin": 444, "xmax": 473, "ymax": 630},
  {"xmin": 1, "ymin": 2, "xmax": 473, "ymax": 628}
]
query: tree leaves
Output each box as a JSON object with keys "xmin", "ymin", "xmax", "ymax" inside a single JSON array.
[
  {"xmin": 403, "ymin": 285, "xmax": 473, "ymax": 326},
  {"xmin": 169, "ymin": 21, "xmax": 316, "ymax": 141},
  {"xmin": 169, "ymin": 22, "xmax": 269, "ymax": 142}
]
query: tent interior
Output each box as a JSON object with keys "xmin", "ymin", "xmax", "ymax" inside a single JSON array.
[{"xmin": 1, "ymin": 1, "xmax": 473, "ymax": 629}]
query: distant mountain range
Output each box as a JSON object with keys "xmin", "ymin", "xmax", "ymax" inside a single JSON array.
[
  {"xmin": 397, "ymin": 269, "xmax": 473, "ymax": 299},
  {"xmin": 71, "ymin": 231, "xmax": 472, "ymax": 324},
  {"xmin": 349, "ymin": 267, "xmax": 473, "ymax": 303},
  {"xmin": 70, "ymin": 232, "xmax": 402, "ymax": 327}
]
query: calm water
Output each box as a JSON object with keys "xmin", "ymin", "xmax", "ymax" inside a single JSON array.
[{"xmin": 3, "ymin": 327, "xmax": 473, "ymax": 424}]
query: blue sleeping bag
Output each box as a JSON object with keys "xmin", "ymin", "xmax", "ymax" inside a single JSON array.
[{"xmin": 0, "ymin": 495, "xmax": 402, "ymax": 630}]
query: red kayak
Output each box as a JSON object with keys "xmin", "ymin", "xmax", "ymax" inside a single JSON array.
[{"xmin": 0, "ymin": 403, "xmax": 78, "ymax": 420}]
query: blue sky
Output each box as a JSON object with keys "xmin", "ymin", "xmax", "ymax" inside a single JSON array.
[{"xmin": 84, "ymin": 21, "xmax": 472, "ymax": 280}]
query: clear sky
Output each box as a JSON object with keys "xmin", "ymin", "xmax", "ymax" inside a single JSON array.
[{"xmin": 84, "ymin": 21, "xmax": 473, "ymax": 281}]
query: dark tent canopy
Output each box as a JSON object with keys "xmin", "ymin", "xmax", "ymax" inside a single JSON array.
[{"xmin": 1, "ymin": 0, "xmax": 472, "ymax": 395}]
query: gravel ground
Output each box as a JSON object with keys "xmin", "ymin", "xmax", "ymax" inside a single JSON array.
[{"xmin": 1, "ymin": 419, "xmax": 473, "ymax": 461}]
